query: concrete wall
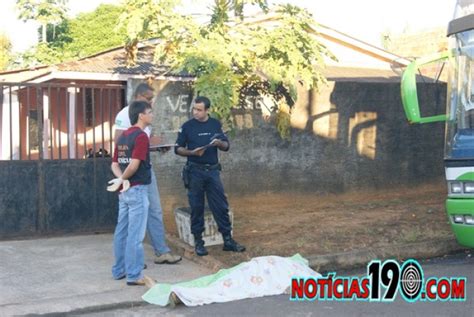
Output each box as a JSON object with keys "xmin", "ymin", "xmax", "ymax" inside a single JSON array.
[
  {"xmin": 0, "ymin": 79, "xmax": 445, "ymax": 238},
  {"xmin": 140, "ymin": 79, "xmax": 446, "ymax": 210}
]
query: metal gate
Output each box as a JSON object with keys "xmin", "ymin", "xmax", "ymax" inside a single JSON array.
[{"xmin": 0, "ymin": 82, "xmax": 126, "ymax": 238}]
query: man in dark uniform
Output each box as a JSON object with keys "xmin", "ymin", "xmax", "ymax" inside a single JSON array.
[{"xmin": 175, "ymin": 96, "xmax": 245, "ymax": 256}]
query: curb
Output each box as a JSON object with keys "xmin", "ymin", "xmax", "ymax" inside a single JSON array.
[
  {"xmin": 307, "ymin": 238, "xmax": 468, "ymax": 273},
  {"xmin": 167, "ymin": 236, "xmax": 467, "ymax": 274},
  {"xmin": 165, "ymin": 234, "xmax": 227, "ymax": 271}
]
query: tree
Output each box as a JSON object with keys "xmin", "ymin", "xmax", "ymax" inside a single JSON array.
[
  {"xmin": 0, "ymin": 33, "xmax": 13, "ymax": 70},
  {"xmin": 63, "ymin": 4, "xmax": 127, "ymax": 58},
  {"xmin": 120, "ymin": 0, "xmax": 335, "ymax": 137},
  {"xmin": 16, "ymin": 3, "xmax": 126, "ymax": 67},
  {"xmin": 16, "ymin": 0, "xmax": 69, "ymax": 43},
  {"xmin": 18, "ymin": 42, "xmax": 68, "ymax": 67}
]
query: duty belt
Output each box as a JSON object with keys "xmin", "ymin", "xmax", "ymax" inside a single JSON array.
[{"xmin": 187, "ymin": 161, "xmax": 221, "ymax": 171}]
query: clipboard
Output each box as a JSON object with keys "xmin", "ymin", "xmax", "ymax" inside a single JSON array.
[
  {"xmin": 149, "ymin": 143, "xmax": 178, "ymax": 149},
  {"xmin": 200, "ymin": 139, "xmax": 221, "ymax": 150}
]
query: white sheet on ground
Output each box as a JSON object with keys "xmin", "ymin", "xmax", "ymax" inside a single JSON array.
[{"xmin": 142, "ymin": 254, "xmax": 320, "ymax": 306}]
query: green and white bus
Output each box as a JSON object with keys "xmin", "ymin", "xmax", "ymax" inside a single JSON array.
[{"xmin": 401, "ymin": 0, "xmax": 474, "ymax": 247}]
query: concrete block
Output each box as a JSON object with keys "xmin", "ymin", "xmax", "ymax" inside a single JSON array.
[{"xmin": 174, "ymin": 207, "xmax": 233, "ymax": 247}]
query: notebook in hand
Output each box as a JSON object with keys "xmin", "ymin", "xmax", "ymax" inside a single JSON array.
[{"xmin": 149, "ymin": 143, "xmax": 178, "ymax": 149}]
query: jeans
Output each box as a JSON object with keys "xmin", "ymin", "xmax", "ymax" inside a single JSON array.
[
  {"xmin": 147, "ymin": 170, "xmax": 171, "ymax": 255},
  {"xmin": 112, "ymin": 185, "xmax": 149, "ymax": 282},
  {"xmin": 187, "ymin": 168, "xmax": 232, "ymax": 237}
]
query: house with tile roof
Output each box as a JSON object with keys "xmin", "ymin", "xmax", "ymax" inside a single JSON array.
[
  {"xmin": 0, "ymin": 25, "xmax": 413, "ymax": 161},
  {"xmin": 0, "ymin": 23, "xmax": 448, "ymax": 238}
]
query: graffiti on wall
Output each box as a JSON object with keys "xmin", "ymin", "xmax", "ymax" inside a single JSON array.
[
  {"xmin": 164, "ymin": 94, "xmax": 192, "ymax": 131},
  {"xmin": 162, "ymin": 93, "xmax": 275, "ymax": 131},
  {"xmin": 166, "ymin": 94, "xmax": 191, "ymax": 113}
]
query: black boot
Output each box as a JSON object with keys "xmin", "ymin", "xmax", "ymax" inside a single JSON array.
[
  {"xmin": 194, "ymin": 236, "xmax": 208, "ymax": 256},
  {"xmin": 223, "ymin": 234, "xmax": 246, "ymax": 252}
]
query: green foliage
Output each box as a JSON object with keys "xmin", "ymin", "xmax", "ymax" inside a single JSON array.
[
  {"xmin": 43, "ymin": 20, "xmax": 72, "ymax": 47},
  {"xmin": 63, "ymin": 4, "xmax": 126, "ymax": 58},
  {"xmin": 210, "ymin": 0, "xmax": 268, "ymax": 31},
  {"xmin": 118, "ymin": 0, "xmax": 193, "ymax": 64},
  {"xmin": 194, "ymin": 65, "xmax": 242, "ymax": 121},
  {"xmin": 0, "ymin": 33, "xmax": 13, "ymax": 70},
  {"xmin": 16, "ymin": 0, "xmax": 69, "ymax": 42},
  {"xmin": 275, "ymin": 102, "xmax": 291, "ymax": 140},
  {"xmin": 119, "ymin": 0, "xmax": 185, "ymax": 42},
  {"xmin": 16, "ymin": 0, "xmax": 68, "ymax": 24},
  {"xmin": 120, "ymin": 0, "xmax": 335, "ymax": 135},
  {"xmin": 16, "ymin": 3, "xmax": 126, "ymax": 67},
  {"xmin": 18, "ymin": 43, "xmax": 70, "ymax": 66}
]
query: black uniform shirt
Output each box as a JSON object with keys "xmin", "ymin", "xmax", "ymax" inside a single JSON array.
[{"xmin": 175, "ymin": 117, "xmax": 229, "ymax": 165}]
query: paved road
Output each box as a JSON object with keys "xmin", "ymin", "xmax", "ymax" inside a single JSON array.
[{"xmin": 79, "ymin": 252, "xmax": 473, "ymax": 316}]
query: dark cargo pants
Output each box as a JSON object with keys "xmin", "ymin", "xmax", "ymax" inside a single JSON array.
[{"xmin": 187, "ymin": 167, "xmax": 232, "ymax": 237}]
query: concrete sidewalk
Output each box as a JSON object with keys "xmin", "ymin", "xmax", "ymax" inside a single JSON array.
[
  {"xmin": 0, "ymin": 233, "xmax": 467, "ymax": 316},
  {"xmin": 0, "ymin": 234, "xmax": 212, "ymax": 316}
]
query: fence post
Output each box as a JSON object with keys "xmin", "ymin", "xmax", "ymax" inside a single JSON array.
[{"xmin": 36, "ymin": 85, "xmax": 47, "ymax": 233}]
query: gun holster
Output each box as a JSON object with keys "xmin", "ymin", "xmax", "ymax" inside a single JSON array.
[{"xmin": 182, "ymin": 165, "xmax": 190, "ymax": 189}]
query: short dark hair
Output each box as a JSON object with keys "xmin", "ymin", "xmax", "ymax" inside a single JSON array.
[
  {"xmin": 194, "ymin": 96, "xmax": 211, "ymax": 109},
  {"xmin": 129, "ymin": 101, "xmax": 152, "ymax": 125},
  {"xmin": 133, "ymin": 83, "xmax": 154, "ymax": 99}
]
